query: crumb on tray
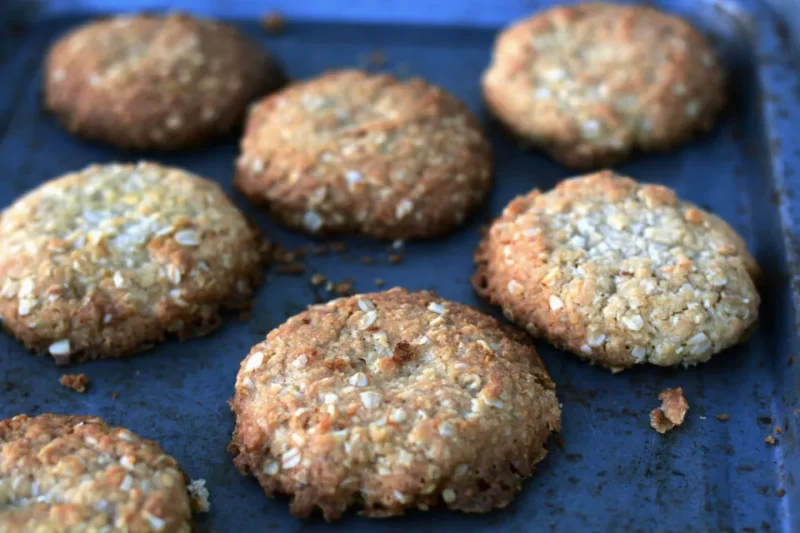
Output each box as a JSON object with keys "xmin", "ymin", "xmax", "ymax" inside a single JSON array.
[
  {"xmin": 650, "ymin": 387, "xmax": 689, "ymax": 434},
  {"xmin": 261, "ymin": 11, "xmax": 286, "ymax": 34},
  {"xmin": 188, "ymin": 478, "xmax": 211, "ymax": 513},
  {"xmin": 59, "ymin": 373, "xmax": 90, "ymax": 393},
  {"xmin": 716, "ymin": 413, "xmax": 730, "ymax": 421},
  {"xmin": 765, "ymin": 435, "xmax": 777, "ymax": 445}
]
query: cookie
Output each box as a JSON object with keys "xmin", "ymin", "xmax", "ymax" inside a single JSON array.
[
  {"xmin": 0, "ymin": 414, "xmax": 193, "ymax": 532},
  {"xmin": 229, "ymin": 288, "xmax": 560, "ymax": 520},
  {"xmin": 235, "ymin": 70, "xmax": 493, "ymax": 240},
  {"xmin": 482, "ymin": 3, "xmax": 725, "ymax": 169},
  {"xmin": 44, "ymin": 13, "xmax": 286, "ymax": 151},
  {"xmin": 0, "ymin": 162, "xmax": 267, "ymax": 364},
  {"xmin": 473, "ymin": 171, "xmax": 759, "ymax": 371}
]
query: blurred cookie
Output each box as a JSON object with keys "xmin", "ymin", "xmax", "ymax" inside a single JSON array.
[
  {"xmin": 229, "ymin": 288, "xmax": 560, "ymax": 520},
  {"xmin": 0, "ymin": 413, "xmax": 193, "ymax": 532},
  {"xmin": 44, "ymin": 13, "xmax": 286, "ymax": 151},
  {"xmin": 235, "ymin": 70, "xmax": 493, "ymax": 239},
  {"xmin": 473, "ymin": 171, "xmax": 759, "ymax": 371},
  {"xmin": 0, "ymin": 162, "xmax": 267, "ymax": 364},
  {"xmin": 482, "ymin": 3, "xmax": 725, "ymax": 168}
]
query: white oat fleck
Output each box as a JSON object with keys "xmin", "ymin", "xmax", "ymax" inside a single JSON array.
[
  {"xmin": 621, "ymin": 315, "xmax": 644, "ymax": 331},
  {"xmin": 427, "ymin": 302, "xmax": 446, "ymax": 315},
  {"xmin": 349, "ymin": 372, "xmax": 368, "ymax": 387},
  {"xmin": 245, "ymin": 351, "xmax": 264, "ymax": 372},
  {"xmin": 360, "ymin": 391, "xmax": 382, "ymax": 409},
  {"xmin": 507, "ymin": 279, "xmax": 524, "ymax": 296},
  {"xmin": 303, "ymin": 211, "xmax": 323, "ymax": 232},
  {"xmin": 442, "ymin": 488, "xmax": 456, "ymax": 503},
  {"xmin": 48, "ymin": 339, "xmax": 70, "ymax": 356},
  {"xmin": 395, "ymin": 199, "xmax": 414, "ymax": 219},
  {"xmin": 685, "ymin": 101, "xmax": 700, "ymax": 117},
  {"xmin": 359, "ymin": 310, "xmax": 378, "ymax": 330},
  {"xmin": 632, "ymin": 346, "xmax": 647, "ymax": 361},
  {"xmin": 358, "ymin": 299, "xmax": 375, "ymax": 312},
  {"xmin": 282, "ymin": 448, "xmax": 302, "ymax": 469},
  {"xmin": 549, "ymin": 295, "xmax": 564, "ymax": 310},
  {"xmin": 174, "ymin": 230, "xmax": 200, "ymax": 246}
]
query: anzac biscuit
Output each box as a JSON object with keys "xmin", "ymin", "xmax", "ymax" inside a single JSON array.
[
  {"xmin": 0, "ymin": 414, "xmax": 194, "ymax": 532},
  {"xmin": 235, "ymin": 70, "xmax": 493, "ymax": 239},
  {"xmin": 482, "ymin": 3, "xmax": 725, "ymax": 168},
  {"xmin": 0, "ymin": 162, "xmax": 266, "ymax": 363},
  {"xmin": 44, "ymin": 13, "xmax": 286, "ymax": 151},
  {"xmin": 229, "ymin": 288, "xmax": 560, "ymax": 520},
  {"xmin": 473, "ymin": 171, "xmax": 759, "ymax": 370}
]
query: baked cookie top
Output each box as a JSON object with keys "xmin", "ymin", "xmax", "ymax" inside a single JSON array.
[
  {"xmin": 482, "ymin": 3, "xmax": 725, "ymax": 168},
  {"xmin": 0, "ymin": 162, "xmax": 266, "ymax": 363},
  {"xmin": 230, "ymin": 288, "xmax": 560, "ymax": 520},
  {"xmin": 474, "ymin": 171, "xmax": 759, "ymax": 370},
  {"xmin": 235, "ymin": 70, "xmax": 493, "ymax": 240},
  {"xmin": 0, "ymin": 414, "xmax": 192, "ymax": 532},
  {"xmin": 44, "ymin": 13, "xmax": 285, "ymax": 150}
]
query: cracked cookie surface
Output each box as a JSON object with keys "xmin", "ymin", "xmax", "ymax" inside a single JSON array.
[
  {"xmin": 229, "ymin": 288, "xmax": 560, "ymax": 520},
  {"xmin": 0, "ymin": 414, "xmax": 192, "ymax": 533},
  {"xmin": 474, "ymin": 171, "xmax": 759, "ymax": 370},
  {"xmin": 44, "ymin": 13, "xmax": 286, "ymax": 151},
  {"xmin": 235, "ymin": 70, "xmax": 493, "ymax": 240},
  {"xmin": 482, "ymin": 3, "xmax": 725, "ymax": 169},
  {"xmin": 0, "ymin": 162, "xmax": 266, "ymax": 363}
]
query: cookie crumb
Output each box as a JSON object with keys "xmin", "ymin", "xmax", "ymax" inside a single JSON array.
[
  {"xmin": 777, "ymin": 488, "xmax": 786, "ymax": 497},
  {"xmin": 261, "ymin": 11, "xmax": 286, "ymax": 34},
  {"xmin": 112, "ymin": 391, "xmax": 119, "ymax": 400},
  {"xmin": 765, "ymin": 435, "xmax": 777, "ymax": 445},
  {"xmin": 310, "ymin": 273, "xmax": 327, "ymax": 287},
  {"xmin": 650, "ymin": 387, "xmax": 688, "ymax": 434},
  {"xmin": 275, "ymin": 262, "xmax": 306, "ymax": 275},
  {"xmin": 59, "ymin": 373, "xmax": 90, "ymax": 393},
  {"xmin": 716, "ymin": 413, "xmax": 730, "ymax": 421},
  {"xmin": 334, "ymin": 279, "xmax": 355, "ymax": 296},
  {"xmin": 366, "ymin": 49, "xmax": 386, "ymax": 68},
  {"xmin": 330, "ymin": 241, "xmax": 347, "ymax": 253},
  {"xmin": 775, "ymin": 426, "xmax": 783, "ymax": 434},
  {"xmin": 375, "ymin": 278, "xmax": 385, "ymax": 287},
  {"xmin": 361, "ymin": 256, "xmax": 374, "ymax": 265},
  {"xmin": 188, "ymin": 478, "xmax": 211, "ymax": 512},
  {"xmin": 388, "ymin": 254, "xmax": 403, "ymax": 264}
]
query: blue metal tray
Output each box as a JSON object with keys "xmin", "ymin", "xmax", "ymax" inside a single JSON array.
[{"xmin": 1, "ymin": 1, "xmax": 799, "ymax": 531}]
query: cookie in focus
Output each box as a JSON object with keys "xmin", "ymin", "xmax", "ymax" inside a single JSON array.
[
  {"xmin": 235, "ymin": 70, "xmax": 493, "ymax": 240},
  {"xmin": 482, "ymin": 3, "xmax": 725, "ymax": 169},
  {"xmin": 473, "ymin": 170, "xmax": 759, "ymax": 371},
  {"xmin": 229, "ymin": 288, "xmax": 560, "ymax": 520},
  {"xmin": 0, "ymin": 413, "xmax": 197, "ymax": 532},
  {"xmin": 44, "ymin": 13, "xmax": 286, "ymax": 151},
  {"xmin": 0, "ymin": 162, "xmax": 267, "ymax": 364}
]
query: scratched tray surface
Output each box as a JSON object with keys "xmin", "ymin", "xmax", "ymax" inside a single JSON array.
[{"xmin": 0, "ymin": 4, "xmax": 797, "ymax": 532}]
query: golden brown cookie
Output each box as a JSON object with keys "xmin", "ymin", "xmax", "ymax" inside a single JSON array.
[
  {"xmin": 473, "ymin": 171, "xmax": 759, "ymax": 371},
  {"xmin": 0, "ymin": 162, "xmax": 267, "ymax": 364},
  {"xmin": 44, "ymin": 13, "xmax": 286, "ymax": 151},
  {"xmin": 235, "ymin": 70, "xmax": 493, "ymax": 240},
  {"xmin": 482, "ymin": 3, "xmax": 725, "ymax": 169},
  {"xmin": 0, "ymin": 414, "xmax": 194, "ymax": 532},
  {"xmin": 229, "ymin": 288, "xmax": 560, "ymax": 520}
]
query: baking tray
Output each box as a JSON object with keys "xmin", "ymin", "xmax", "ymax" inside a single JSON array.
[{"xmin": 1, "ymin": 0, "xmax": 798, "ymax": 531}]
